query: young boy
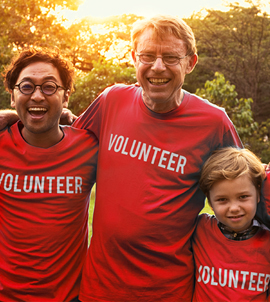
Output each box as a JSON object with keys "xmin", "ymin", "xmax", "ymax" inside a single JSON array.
[{"xmin": 192, "ymin": 147, "xmax": 270, "ymax": 301}]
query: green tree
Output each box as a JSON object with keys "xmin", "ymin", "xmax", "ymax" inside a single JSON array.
[
  {"xmin": 246, "ymin": 119, "xmax": 270, "ymax": 163},
  {"xmin": 0, "ymin": 0, "xmax": 82, "ymax": 49},
  {"xmin": 196, "ymin": 72, "xmax": 257, "ymax": 144},
  {"xmin": 0, "ymin": 44, "xmax": 14, "ymax": 109},
  {"xmin": 61, "ymin": 14, "xmax": 141, "ymax": 72},
  {"xmin": 0, "ymin": 84, "xmax": 11, "ymax": 109},
  {"xmin": 196, "ymin": 72, "xmax": 270, "ymax": 162},
  {"xmin": 69, "ymin": 59, "xmax": 137, "ymax": 115},
  {"xmin": 187, "ymin": 1, "xmax": 270, "ymax": 121},
  {"xmin": 0, "ymin": 0, "xmax": 83, "ymax": 109}
]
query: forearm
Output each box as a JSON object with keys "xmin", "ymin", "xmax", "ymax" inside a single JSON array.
[{"xmin": 0, "ymin": 109, "xmax": 19, "ymax": 129}]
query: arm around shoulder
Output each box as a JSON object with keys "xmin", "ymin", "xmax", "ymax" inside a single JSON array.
[
  {"xmin": 60, "ymin": 108, "xmax": 78, "ymax": 125},
  {"xmin": 0, "ymin": 109, "xmax": 19, "ymax": 129}
]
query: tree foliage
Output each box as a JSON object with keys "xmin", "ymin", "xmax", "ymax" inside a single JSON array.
[
  {"xmin": 186, "ymin": 1, "xmax": 270, "ymax": 121},
  {"xmin": 61, "ymin": 14, "xmax": 141, "ymax": 72},
  {"xmin": 0, "ymin": 0, "xmax": 81, "ymax": 49},
  {"xmin": 0, "ymin": 0, "xmax": 140, "ymax": 70},
  {"xmin": 248, "ymin": 119, "xmax": 270, "ymax": 163},
  {"xmin": 69, "ymin": 59, "xmax": 137, "ymax": 115},
  {"xmin": 196, "ymin": 72, "xmax": 257, "ymax": 143},
  {"xmin": 196, "ymin": 72, "xmax": 270, "ymax": 162}
]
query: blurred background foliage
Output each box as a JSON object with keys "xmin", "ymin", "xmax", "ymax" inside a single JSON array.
[{"xmin": 1, "ymin": 0, "xmax": 270, "ymax": 161}]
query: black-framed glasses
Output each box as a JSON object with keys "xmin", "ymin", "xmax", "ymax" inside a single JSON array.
[
  {"xmin": 136, "ymin": 53, "xmax": 189, "ymax": 66},
  {"xmin": 14, "ymin": 81, "xmax": 66, "ymax": 96}
]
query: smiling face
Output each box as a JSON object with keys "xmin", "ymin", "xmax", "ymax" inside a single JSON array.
[
  {"xmin": 209, "ymin": 174, "xmax": 260, "ymax": 233},
  {"xmin": 131, "ymin": 28, "xmax": 197, "ymax": 113},
  {"xmin": 11, "ymin": 61, "xmax": 69, "ymax": 147}
]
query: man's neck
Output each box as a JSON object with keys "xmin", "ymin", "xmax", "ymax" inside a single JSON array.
[
  {"xmin": 142, "ymin": 90, "xmax": 185, "ymax": 113},
  {"xmin": 20, "ymin": 125, "xmax": 64, "ymax": 148}
]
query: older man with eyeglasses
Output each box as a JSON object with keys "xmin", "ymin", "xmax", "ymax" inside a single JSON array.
[{"xmin": 71, "ymin": 15, "xmax": 243, "ymax": 301}]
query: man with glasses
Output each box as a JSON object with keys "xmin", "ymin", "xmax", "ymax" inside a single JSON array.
[
  {"xmin": 0, "ymin": 47, "xmax": 98, "ymax": 301},
  {"xmin": 72, "ymin": 15, "xmax": 243, "ymax": 301}
]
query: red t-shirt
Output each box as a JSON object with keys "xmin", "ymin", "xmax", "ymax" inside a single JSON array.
[
  {"xmin": 74, "ymin": 84, "xmax": 242, "ymax": 301},
  {"xmin": 0, "ymin": 122, "xmax": 98, "ymax": 301},
  {"xmin": 192, "ymin": 214, "xmax": 270, "ymax": 301}
]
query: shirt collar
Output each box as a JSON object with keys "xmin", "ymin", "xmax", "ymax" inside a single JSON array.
[{"xmin": 218, "ymin": 219, "xmax": 260, "ymax": 241}]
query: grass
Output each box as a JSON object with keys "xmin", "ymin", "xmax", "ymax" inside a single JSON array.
[
  {"xmin": 200, "ymin": 199, "xmax": 214, "ymax": 215},
  {"xmin": 88, "ymin": 185, "xmax": 96, "ymax": 239}
]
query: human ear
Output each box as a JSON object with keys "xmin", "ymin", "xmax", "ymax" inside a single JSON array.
[
  {"xmin": 257, "ymin": 192, "xmax": 260, "ymax": 204},
  {"xmin": 62, "ymin": 90, "xmax": 70, "ymax": 108},
  {"xmin": 185, "ymin": 54, "xmax": 198, "ymax": 75},
  {"xmin": 131, "ymin": 50, "xmax": 137, "ymax": 66},
  {"xmin": 10, "ymin": 90, "xmax": 15, "ymax": 108}
]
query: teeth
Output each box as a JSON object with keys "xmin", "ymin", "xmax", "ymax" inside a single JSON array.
[
  {"xmin": 149, "ymin": 78, "xmax": 169, "ymax": 84},
  {"xmin": 28, "ymin": 107, "xmax": 47, "ymax": 112}
]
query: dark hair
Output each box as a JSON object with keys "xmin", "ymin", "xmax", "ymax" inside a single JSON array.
[{"xmin": 3, "ymin": 47, "xmax": 75, "ymax": 92}]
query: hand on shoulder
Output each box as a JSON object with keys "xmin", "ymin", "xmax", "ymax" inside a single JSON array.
[
  {"xmin": 0, "ymin": 109, "xmax": 19, "ymax": 129},
  {"xmin": 60, "ymin": 108, "xmax": 78, "ymax": 125}
]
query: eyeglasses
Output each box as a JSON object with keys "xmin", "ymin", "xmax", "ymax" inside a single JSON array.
[
  {"xmin": 14, "ymin": 81, "xmax": 66, "ymax": 96},
  {"xmin": 136, "ymin": 53, "xmax": 189, "ymax": 66}
]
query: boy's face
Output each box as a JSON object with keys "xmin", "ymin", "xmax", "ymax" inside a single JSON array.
[
  {"xmin": 209, "ymin": 174, "xmax": 259, "ymax": 233},
  {"xmin": 10, "ymin": 61, "xmax": 69, "ymax": 142}
]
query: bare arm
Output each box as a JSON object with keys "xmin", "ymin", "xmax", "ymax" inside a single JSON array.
[
  {"xmin": 60, "ymin": 108, "xmax": 78, "ymax": 125},
  {"xmin": 0, "ymin": 109, "xmax": 19, "ymax": 130},
  {"xmin": 0, "ymin": 108, "xmax": 77, "ymax": 130}
]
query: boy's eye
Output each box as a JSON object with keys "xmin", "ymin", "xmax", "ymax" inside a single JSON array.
[{"xmin": 216, "ymin": 198, "xmax": 227, "ymax": 203}]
